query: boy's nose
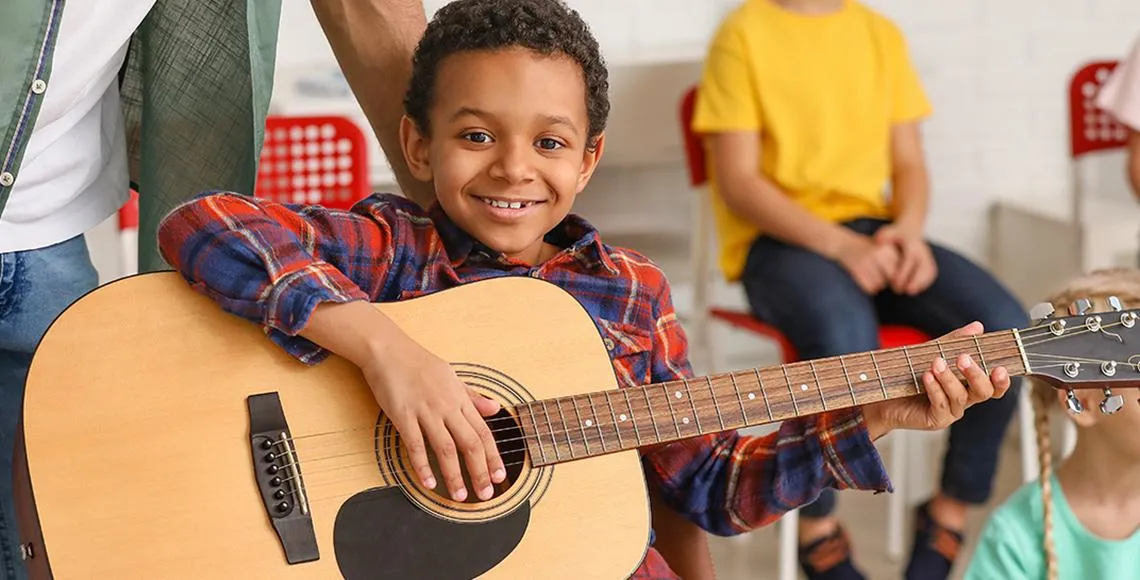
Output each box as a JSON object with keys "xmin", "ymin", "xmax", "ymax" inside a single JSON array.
[{"xmin": 489, "ymin": 140, "xmax": 536, "ymax": 184}]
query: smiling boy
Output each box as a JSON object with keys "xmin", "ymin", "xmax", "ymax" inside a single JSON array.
[{"xmin": 155, "ymin": 0, "xmax": 1012, "ymax": 577}]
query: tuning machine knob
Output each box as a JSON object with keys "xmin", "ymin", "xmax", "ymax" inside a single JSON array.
[
  {"xmin": 1029, "ymin": 302, "xmax": 1055, "ymax": 325},
  {"xmin": 1100, "ymin": 388, "xmax": 1125, "ymax": 415},
  {"xmin": 1065, "ymin": 389, "xmax": 1084, "ymax": 414},
  {"xmin": 1108, "ymin": 296, "xmax": 1123, "ymax": 312},
  {"xmin": 1070, "ymin": 298, "xmax": 1093, "ymax": 315}
]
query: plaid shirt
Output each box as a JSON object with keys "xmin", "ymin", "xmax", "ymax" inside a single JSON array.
[{"xmin": 157, "ymin": 191, "xmax": 891, "ymax": 578}]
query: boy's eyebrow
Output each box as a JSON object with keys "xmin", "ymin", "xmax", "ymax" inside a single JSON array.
[{"xmin": 450, "ymin": 107, "xmax": 580, "ymax": 132}]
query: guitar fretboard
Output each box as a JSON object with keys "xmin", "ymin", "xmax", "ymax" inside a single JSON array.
[{"xmin": 516, "ymin": 330, "xmax": 1026, "ymax": 467}]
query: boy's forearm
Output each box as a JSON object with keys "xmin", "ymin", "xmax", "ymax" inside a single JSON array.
[
  {"xmin": 889, "ymin": 165, "xmax": 930, "ymax": 235},
  {"xmin": 299, "ymin": 300, "xmax": 403, "ymax": 371},
  {"xmin": 310, "ymin": 0, "xmax": 434, "ymax": 208},
  {"xmin": 719, "ymin": 174, "xmax": 858, "ymax": 260}
]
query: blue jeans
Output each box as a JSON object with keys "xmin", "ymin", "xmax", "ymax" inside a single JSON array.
[
  {"xmin": 740, "ymin": 219, "xmax": 1026, "ymax": 518},
  {"xmin": 0, "ymin": 235, "xmax": 99, "ymax": 580}
]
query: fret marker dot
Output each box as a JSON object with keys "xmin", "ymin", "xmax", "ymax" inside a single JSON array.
[
  {"xmin": 619, "ymin": 414, "xmax": 627, "ymax": 421},
  {"xmin": 859, "ymin": 373, "xmax": 868, "ymax": 381},
  {"xmin": 800, "ymin": 384, "xmax": 808, "ymax": 391},
  {"xmin": 682, "ymin": 417, "xmax": 690, "ymax": 424},
  {"xmin": 584, "ymin": 419, "xmax": 593, "ymax": 427},
  {"xmin": 675, "ymin": 391, "xmax": 683, "ymax": 399},
  {"xmin": 748, "ymin": 393, "xmax": 756, "ymax": 400}
]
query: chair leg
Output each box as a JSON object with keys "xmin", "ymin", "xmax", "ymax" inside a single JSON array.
[
  {"xmin": 886, "ymin": 431, "xmax": 908, "ymax": 562},
  {"xmin": 779, "ymin": 508, "xmax": 798, "ymax": 580}
]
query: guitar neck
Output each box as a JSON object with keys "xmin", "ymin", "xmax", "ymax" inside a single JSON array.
[{"xmin": 517, "ymin": 330, "xmax": 1028, "ymax": 467}]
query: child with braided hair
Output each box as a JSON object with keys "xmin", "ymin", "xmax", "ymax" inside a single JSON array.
[{"xmin": 965, "ymin": 268, "xmax": 1140, "ymax": 579}]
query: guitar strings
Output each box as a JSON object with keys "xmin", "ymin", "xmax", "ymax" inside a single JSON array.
[
  {"xmin": 274, "ymin": 332, "xmax": 1028, "ymax": 448},
  {"xmin": 278, "ymin": 342, "xmax": 1030, "ymax": 461},
  {"xmin": 271, "ymin": 321, "xmax": 1135, "ymax": 496},
  {"xmin": 276, "ymin": 348, "xmax": 1032, "ymax": 486}
]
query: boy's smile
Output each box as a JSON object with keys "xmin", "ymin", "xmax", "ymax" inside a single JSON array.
[{"xmin": 400, "ymin": 47, "xmax": 604, "ymax": 265}]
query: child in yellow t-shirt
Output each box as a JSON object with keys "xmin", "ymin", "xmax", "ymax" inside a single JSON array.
[{"xmin": 692, "ymin": 1, "xmax": 1028, "ymax": 579}]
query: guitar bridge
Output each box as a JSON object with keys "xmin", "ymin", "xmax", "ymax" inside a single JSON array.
[{"xmin": 248, "ymin": 392, "xmax": 319, "ymax": 564}]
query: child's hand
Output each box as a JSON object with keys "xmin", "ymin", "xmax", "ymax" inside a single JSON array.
[
  {"xmin": 360, "ymin": 335, "xmax": 507, "ymax": 502},
  {"xmin": 873, "ymin": 223, "xmax": 938, "ymax": 295},
  {"xmin": 835, "ymin": 233, "xmax": 900, "ymax": 295},
  {"xmin": 863, "ymin": 322, "xmax": 1012, "ymax": 438}
]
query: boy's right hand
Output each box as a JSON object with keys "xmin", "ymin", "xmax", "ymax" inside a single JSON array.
[
  {"xmin": 834, "ymin": 233, "xmax": 900, "ymax": 294},
  {"xmin": 360, "ymin": 334, "xmax": 507, "ymax": 502}
]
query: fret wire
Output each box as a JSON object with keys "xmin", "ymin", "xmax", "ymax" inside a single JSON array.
[
  {"xmin": 754, "ymin": 368, "xmax": 774, "ymax": 420},
  {"xmin": 730, "ymin": 372, "xmax": 749, "ymax": 425},
  {"xmin": 569, "ymin": 396, "xmax": 590, "ymax": 455},
  {"xmin": 935, "ymin": 340, "xmax": 950, "ymax": 368},
  {"xmin": 901, "ymin": 347, "xmax": 920, "ymax": 394},
  {"xmin": 524, "ymin": 405, "xmax": 548, "ymax": 465},
  {"xmin": 781, "ymin": 365, "xmax": 801, "ymax": 415},
  {"xmin": 586, "ymin": 393, "xmax": 606, "ymax": 454},
  {"xmin": 972, "ymin": 336, "xmax": 989, "ymax": 372},
  {"xmin": 869, "ymin": 351, "xmax": 888, "ymax": 400},
  {"xmin": 539, "ymin": 400, "xmax": 561, "ymax": 461},
  {"xmin": 837, "ymin": 354, "xmax": 857, "ymax": 405},
  {"xmin": 681, "ymin": 378, "xmax": 702, "ymax": 432},
  {"xmin": 554, "ymin": 398, "xmax": 575, "ymax": 458},
  {"xmin": 705, "ymin": 376, "xmax": 725, "ymax": 431},
  {"xmin": 808, "ymin": 360, "xmax": 826, "ymax": 410},
  {"xmin": 623, "ymin": 388, "xmax": 644, "ymax": 446},
  {"xmin": 602, "ymin": 390, "xmax": 624, "ymax": 450},
  {"xmin": 645, "ymin": 385, "xmax": 664, "ymax": 442}
]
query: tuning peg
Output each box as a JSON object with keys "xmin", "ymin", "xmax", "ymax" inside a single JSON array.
[
  {"xmin": 1065, "ymin": 389, "xmax": 1084, "ymax": 414},
  {"xmin": 1029, "ymin": 302, "xmax": 1055, "ymax": 325},
  {"xmin": 1100, "ymin": 388, "xmax": 1125, "ymax": 415},
  {"xmin": 1070, "ymin": 298, "xmax": 1093, "ymax": 315},
  {"xmin": 1108, "ymin": 296, "xmax": 1123, "ymax": 312}
]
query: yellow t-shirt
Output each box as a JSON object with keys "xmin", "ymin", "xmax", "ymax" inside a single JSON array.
[{"xmin": 692, "ymin": 0, "xmax": 932, "ymax": 281}]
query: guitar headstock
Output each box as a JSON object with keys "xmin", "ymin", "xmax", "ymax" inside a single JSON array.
[{"xmin": 1023, "ymin": 296, "xmax": 1140, "ymax": 415}]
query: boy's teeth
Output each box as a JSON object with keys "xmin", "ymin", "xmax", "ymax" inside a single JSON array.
[{"xmin": 483, "ymin": 198, "xmax": 533, "ymax": 209}]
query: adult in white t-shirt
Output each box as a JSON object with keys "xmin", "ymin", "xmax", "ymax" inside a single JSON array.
[
  {"xmin": 0, "ymin": 2, "xmax": 431, "ymax": 579},
  {"xmin": 1097, "ymin": 35, "xmax": 1140, "ymax": 200}
]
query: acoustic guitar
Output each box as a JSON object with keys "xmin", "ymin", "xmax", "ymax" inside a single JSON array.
[{"xmin": 13, "ymin": 272, "xmax": 1139, "ymax": 579}]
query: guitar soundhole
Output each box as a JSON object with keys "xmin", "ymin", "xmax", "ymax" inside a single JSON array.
[{"xmin": 421, "ymin": 407, "xmax": 527, "ymax": 504}]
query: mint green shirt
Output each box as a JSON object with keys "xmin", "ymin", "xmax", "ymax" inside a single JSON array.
[
  {"xmin": 1, "ymin": 0, "xmax": 281, "ymax": 271},
  {"xmin": 965, "ymin": 475, "xmax": 1140, "ymax": 580}
]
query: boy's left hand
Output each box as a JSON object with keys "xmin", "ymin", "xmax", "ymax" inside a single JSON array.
[
  {"xmin": 874, "ymin": 223, "xmax": 937, "ymax": 295},
  {"xmin": 862, "ymin": 321, "xmax": 1012, "ymax": 439}
]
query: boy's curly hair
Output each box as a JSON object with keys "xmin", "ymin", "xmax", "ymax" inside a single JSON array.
[
  {"xmin": 1030, "ymin": 268, "xmax": 1140, "ymax": 580},
  {"xmin": 404, "ymin": 0, "xmax": 610, "ymax": 149}
]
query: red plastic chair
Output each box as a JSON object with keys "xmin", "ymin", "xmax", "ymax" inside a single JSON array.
[
  {"xmin": 679, "ymin": 86, "xmax": 928, "ymax": 575},
  {"xmin": 254, "ymin": 115, "xmax": 371, "ymax": 210},
  {"xmin": 1070, "ymin": 60, "xmax": 1128, "ymax": 158}
]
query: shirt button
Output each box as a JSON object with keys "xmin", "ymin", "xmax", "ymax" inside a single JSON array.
[
  {"xmin": 0, "ymin": 172, "xmax": 13, "ymax": 187},
  {"xmin": 31, "ymin": 79, "xmax": 46, "ymax": 94},
  {"xmin": 529, "ymin": 270, "xmax": 541, "ymax": 278},
  {"xmin": 604, "ymin": 338, "xmax": 616, "ymax": 350}
]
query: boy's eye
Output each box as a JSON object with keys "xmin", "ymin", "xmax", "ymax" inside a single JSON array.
[
  {"xmin": 463, "ymin": 132, "xmax": 492, "ymax": 144},
  {"xmin": 536, "ymin": 138, "xmax": 562, "ymax": 150}
]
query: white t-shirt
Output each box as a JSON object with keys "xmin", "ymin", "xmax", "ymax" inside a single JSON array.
[
  {"xmin": 0, "ymin": 0, "xmax": 157, "ymax": 253},
  {"xmin": 1097, "ymin": 35, "xmax": 1140, "ymax": 131}
]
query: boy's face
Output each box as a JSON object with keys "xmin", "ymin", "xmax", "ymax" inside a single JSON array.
[{"xmin": 401, "ymin": 47, "xmax": 604, "ymax": 265}]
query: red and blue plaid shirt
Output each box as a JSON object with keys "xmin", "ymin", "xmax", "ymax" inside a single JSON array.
[{"xmin": 157, "ymin": 191, "xmax": 891, "ymax": 578}]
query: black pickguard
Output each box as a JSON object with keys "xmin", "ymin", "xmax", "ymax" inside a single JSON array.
[{"xmin": 333, "ymin": 488, "xmax": 529, "ymax": 579}]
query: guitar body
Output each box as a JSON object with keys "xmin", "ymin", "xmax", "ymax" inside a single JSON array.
[{"xmin": 16, "ymin": 272, "xmax": 651, "ymax": 579}]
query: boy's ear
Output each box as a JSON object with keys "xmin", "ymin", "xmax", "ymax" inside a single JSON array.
[
  {"xmin": 1056, "ymin": 388, "xmax": 1099, "ymax": 428},
  {"xmin": 575, "ymin": 131, "xmax": 606, "ymax": 194},
  {"xmin": 399, "ymin": 115, "xmax": 434, "ymax": 182}
]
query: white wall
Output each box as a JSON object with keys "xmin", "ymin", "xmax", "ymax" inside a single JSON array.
[{"xmin": 89, "ymin": 0, "xmax": 1140, "ymax": 282}]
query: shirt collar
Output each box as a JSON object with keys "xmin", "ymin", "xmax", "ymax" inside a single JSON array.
[{"xmin": 428, "ymin": 202, "xmax": 620, "ymax": 276}]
